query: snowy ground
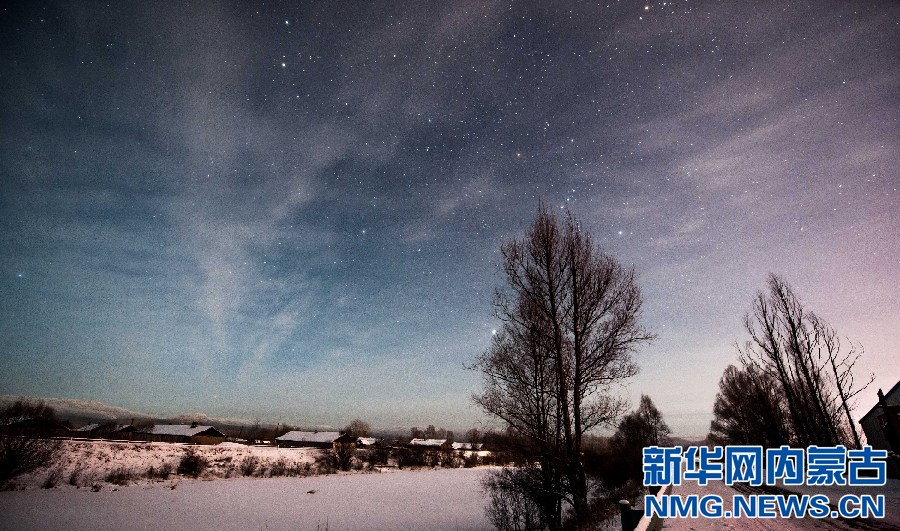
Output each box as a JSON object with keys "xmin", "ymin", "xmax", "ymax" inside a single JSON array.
[
  {"xmin": 0, "ymin": 440, "xmax": 494, "ymax": 530},
  {"xmin": 661, "ymin": 477, "xmax": 900, "ymax": 530},
  {"xmin": 6, "ymin": 440, "xmax": 320, "ymax": 489},
  {"xmin": 0, "ymin": 467, "xmax": 494, "ymax": 530}
]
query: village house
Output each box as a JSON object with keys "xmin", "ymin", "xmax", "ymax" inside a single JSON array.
[
  {"xmin": 860, "ymin": 381, "xmax": 900, "ymax": 453},
  {"xmin": 140, "ymin": 423, "xmax": 226, "ymax": 445},
  {"xmin": 408, "ymin": 438, "xmax": 453, "ymax": 451},
  {"xmin": 859, "ymin": 381, "xmax": 900, "ymax": 479},
  {"xmin": 275, "ymin": 430, "xmax": 342, "ymax": 448}
]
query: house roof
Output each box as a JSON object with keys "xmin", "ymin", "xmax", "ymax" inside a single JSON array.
[
  {"xmin": 144, "ymin": 424, "xmax": 225, "ymax": 437},
  {"xmin": 275, "ymin": 430, "xmax": 341, "ymax": 443},
  {"xmin": 452, "ymin": 442, "xmax": 483, "ymax": 450},
  {"xmin": 860, "ymin": 381, "xmax": 900, "ymax": 423},
  {"xmin": 409, "ymin": 438, "xmax": 449, "ymax": 447},
  {"xmin": 357, "ymin": 437, "xmax": 378, "ymax": 446}
]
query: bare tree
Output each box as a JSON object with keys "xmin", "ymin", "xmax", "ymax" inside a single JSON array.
[
  {"xmin": 608, "ymin": 395, "xmax": 671, "ymax": 485},
  {"xmin": 473, "ymin": 205, "xmax": 653, "ymax": 527},
  {"xmin": 0, "ymin": 436, "xmax": 62, "ymax": 484},
  {"xmin": 0, "ymin": 400, "xmax": 57, "ymax": 425},
  {"xmin": 816, "ymin": 321, "xmax": 873, "ymax": 449},
  {"xmin": 708, "ymin": 365, "xmax": 791, "ymax": 447},
  {"xmin": 738, "ymin": 274, "xmax": 873, "ymax": 447},
  {"xmin": 343, "ymin": 419, "xmax": 371, "ymax": 437}
]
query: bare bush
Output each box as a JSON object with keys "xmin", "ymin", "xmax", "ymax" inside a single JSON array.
[
  {"xmin": 177, "ymin": 448, "xmax": 208, "ymax": 477},
  {"xmin": 482, "ymin": 468, "xmax": 547, "ymax": 531},
  {"xmin": 0, "ymin": 436, "xmax": 62, "ymax": 484},
  {"xmin": 333, "ymin": 442, "xmax": 355, "ymax": 471},
  {"xmin": 240, "ymin": 455, "xmax": 259, "ymax": 476},
  {"xmin": 106, "ymin": 467, "xmax": 135, "ymax": 485},
  {"xmin": 41, "ymin": 469, "xmax": 61, "ymax": 489},
  {"xmin": 146, "ymin": 462, "xmax": 173, "ymax": 481},
  {"xmin": 68, "ymin": 465, "xmax": 83, "ymax": 486},
  {"xmin": 314, "ymin": 450, "xmax": 336, "ymax": 474},
  {"xmin": 269, "ymin": 458, "xmax": 289, "ymax": 477}
]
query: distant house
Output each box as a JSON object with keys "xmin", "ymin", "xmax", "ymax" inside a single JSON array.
[
  {"xmin": 860, "ymin": 381, "xmax": 900, "ymax": 452},
  {"xmin": 141, "ymin": 423, "xmax": 226, "ymax": 445},
  {"xmin": 356, "ymin": 437, "xmax": 379, "ymax": 447},
  {"xmin": 409, "ymin": 438, "xmax": 452, "ymax": 451},
  {"xmin": 275, "ymin": 430, "xmax": 341, "ymax": 448},
  {"xmin": 73, "ymin": 422, "xmax": 137, "ymax": 439}
]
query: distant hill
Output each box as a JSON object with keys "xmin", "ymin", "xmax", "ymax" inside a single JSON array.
[
  {"xmin": 0, "ymin": 395, "xmax": 333, "ymax": 435},
  {"xmin": 0, "ymin": 395, "xmax": 153, "ymax": 425}
]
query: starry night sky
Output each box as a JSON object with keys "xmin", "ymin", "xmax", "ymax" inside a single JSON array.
[{"xmin": 1, "ymin": 1, "xmax": 897, "ymax": 434}]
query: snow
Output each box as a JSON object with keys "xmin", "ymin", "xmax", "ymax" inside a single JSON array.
[
  {"xmin": 660, "ymin": 477, "xmax": 900, "ymax": 530},
  {"xmin": 409, "ymin": 438, "xmax": 448, "ymax": 447},
  {"xmin": 0, "ymin": 467, "xmax": 494, "ymax": 530},
  {"xmin": 6, "ymin": 440, "xmax": 320, "ymax": 490}
]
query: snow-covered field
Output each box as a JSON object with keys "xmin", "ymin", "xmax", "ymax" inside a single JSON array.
[
  {"xmin": 6, "ymin": 440, "xmax": 320, "ymax": 489},
  {"xmin": 662, "ymin": 477, "xmax": 900, "ymax": 530},
  {"xmin": 0, "ymin": 466, "xmax": 493, "ymax": 530},
  {"xmin": 0, "ymin": 440, "xmax": 494, "ymax": 530}
]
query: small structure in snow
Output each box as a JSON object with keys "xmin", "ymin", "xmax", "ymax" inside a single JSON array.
[
  {"xmin": 275, "ymin": 430, "xmax": 342, "ymax": 448},
  {"xmin": 409, "ymin": 438, "xmax": 452, "ymax": 450},
  {"xmin": 141, "ymin": 423, "xmax": 226, "ymax": 445}
]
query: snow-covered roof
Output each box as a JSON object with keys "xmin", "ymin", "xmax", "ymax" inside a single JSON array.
[
  {"xmin": 451, "ymin": 442, "xmax": 483, "ymax": 450},
  {"xmin": 357, "ymin": 437, "xmax": 377, "ymax": 446},
  {"xmin": 275, "ymin": 430, "xmax": 341, "ymax": 443},
  {"xmin": 409, "ymin": 438, "xmax": 448, "ymax": 447},
  {"xmin": 145, "ymin": 424, "xmax": 223, "ymax": 437}
]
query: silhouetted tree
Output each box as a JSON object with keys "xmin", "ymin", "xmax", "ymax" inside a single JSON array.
[
  {"xmin": 473, "ymin": 205, "xmax": 653, "ymax": 528},
  {"xmin": 737, "ymin": 274, "xmax": 873, "ymax": 447},
  {"xmin": 0, "ymin": 400, "xmax": 57, "ymax": 425},
  {"xmin": 609, "ymin": 395, "xmax": 671, "ymax": 484},
  {"xmin": 343, "ymin": 419, "xmax": 371, "ymax": 437},
  {"xmin": 708, "ymin": 365, "xmax": 791, "ymax": 447}
]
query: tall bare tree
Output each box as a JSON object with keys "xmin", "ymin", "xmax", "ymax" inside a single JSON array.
[
  {"xmin": 473, "ymin": 205, "xmax": 653, "ymax": 527},
  {"xmin": 737, "ymin": 274, "xmax": 872, "ymax": 448}
]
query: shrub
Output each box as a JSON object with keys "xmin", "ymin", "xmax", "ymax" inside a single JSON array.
[
  {"xmin": 68, "ymin": 465, "xmax": 83, "ymax": 486},
  {"xmin": 177, "ymin": 449, "xmax": 208, "ymax": 477},
  {"xmin": 106, "ymin": 467, "xmax": 134, "ymax": 485},
  {"xmin": 42, "ymin": 469, "xmax": 61, "ymax": 489},
  {"xmin": 333, "ymin": 442, "xmax": 355, "ymax": 471},
  {"xmin": 270, "ymin": 458, "xmax": 288, "ymax": 477},
  {"xmin": 482, "ymin": 468, "xmax": 546, "ymax": 531},
  {"xmin": 146, "ymin": 462, "xmax": 173, "ymax": 480},
  {"xmin": 441, "ymin": 453, "xmax": 460, "ymax": 468},
  {"xmin": 240, "ymin": 455, "xmax": 259, "ymax": 476},
  {"xmin": 0, "ymin": 436, "xmax": 62, "ymax": 484},
  {"xmin": 314, "ymin": 450, "xmax": 336, "ymax": 474}
]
